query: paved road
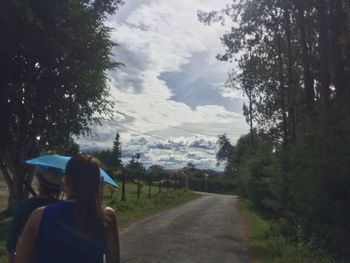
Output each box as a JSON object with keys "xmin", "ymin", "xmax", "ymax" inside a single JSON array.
[{"xmin": 119, "ymin": 193, "xmax": 249, "ymax": 263}]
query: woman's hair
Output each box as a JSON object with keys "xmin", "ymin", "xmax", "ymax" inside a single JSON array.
[{"xmin": 65, "ymin": 154, "xmax": 105, "ymax": 239}]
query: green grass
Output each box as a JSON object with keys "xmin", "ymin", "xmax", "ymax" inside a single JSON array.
[
  {"xmin": 240, "ymin": 201, "xmax": 334, "ymax": 263},
  {"xmin": 0, "ymin": 182, "xmax": 199, "ymax": 262},
  {"xmin": 104, "ymin": 182, "xmax": 199, "ymax": 226}
]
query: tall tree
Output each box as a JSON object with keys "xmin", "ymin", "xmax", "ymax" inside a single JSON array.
[
  {"xmin": 296, "ymin": 0, "xmax": 315, "ymax": 114},
  {"xmin": 111, "ymin": 132, "xmax": 123, "ymax": 168},
  {"xmin": 329, "ymin": 0, "xmax": 347, "ymax": 99},
  {"xmin": 216, "ymin": 134, "xmax": 233, "ymax": 166},
  {"xmin": 315, "ymin": 0, "xmax": 330, "ymax": 108},
  {"xmin": 125, "ymin": 154, "xmax": 144, "ymax": 179},
  {"xmin": 201, "ymin": 0, "xmax": 350, "ymax": 257},
  {"xmin": 0, "ymin": 0, "xmax": 123, "ymax": 211}
]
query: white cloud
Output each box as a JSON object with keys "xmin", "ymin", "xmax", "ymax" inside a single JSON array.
[
  {"xmin": 79, "ymin": 0, "xmax": 249, "ymax": 169},
  {"xmin": 212, "ymin": 82, "xmax": 246, "ymax": 100}
]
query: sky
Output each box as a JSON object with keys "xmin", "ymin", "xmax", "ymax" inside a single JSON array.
[{"xmin": 78, "ymin": 0, "xmax": 249, "ymax": 170}]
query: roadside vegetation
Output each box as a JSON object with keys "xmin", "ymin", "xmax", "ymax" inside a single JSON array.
[
  {"xmin": 200, "ymin": 0, "xmax": 350, "ymax": 261},
  {"xmin": 240, "ymin": 201, "xmax": 333, "ymax": 263},
  {"xmin": 103, "ymin": 182, "xmax": 199, "ymax": 226}
]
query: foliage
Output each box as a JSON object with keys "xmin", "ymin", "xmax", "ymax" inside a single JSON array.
[
  {"xmin": 111, "ymin": 132, "xmax": 123, "ymax": 168},
  {"xmin": 184, "ymin": 162, "xmax": 195, "ymax": 172},
  {"xmin": 125, "ymin": 154, "xmax": 144, "ymax": 179},
  {"xmin": 92, "ymin": 149, "xmax": 113, "ymax": 166},
  {"xmin": 147, "ymin": 165, "xmax": 167, "ymax": 181},
  {"xmin": 187, "ymin": 175, "xmax": 236, "ymax": 195},
  {"xmin": 216, "ymin": 134, "xmax": 233, "ymax": 166},
  {"xmin": 204, "ymin": 0, "xmax": 350, "ymax": 258},
  {"xmin": 241, "ymin": 201, "xmax": 334, "ymax": 263},
  {"xmin": 0, "ymin": 0, "xmax": 123, "ymax": 210},
  {"xmin": 92, "ymin": 132, "xmax": 123, "ymax": 170}
]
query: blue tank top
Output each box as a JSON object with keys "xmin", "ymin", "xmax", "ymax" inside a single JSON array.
[{"xmin": 35, "ymin": 201, "xmax": 106, "ymax": 263}]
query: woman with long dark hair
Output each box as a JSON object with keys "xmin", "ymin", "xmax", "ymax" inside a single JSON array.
[{"xmin": 15, "ymin": 154, "xmax": 120, "ymax": 263}]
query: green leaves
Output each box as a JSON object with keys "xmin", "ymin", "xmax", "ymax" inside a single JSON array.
[
  {"xmin": 0, "ymin": 0, "xmax": 123, "ymax": 209},
  {"xmin": 1, "ymin": 0, "xmax": 123, "ymax": 150},
  {"xmin": 208, "ymin": 0, "xmax": 350, "ymax": 258}
]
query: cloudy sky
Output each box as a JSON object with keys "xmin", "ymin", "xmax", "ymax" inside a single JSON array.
[{"xmin": 79, "ymin": 0, "xmax": 249, "ymax": 170}]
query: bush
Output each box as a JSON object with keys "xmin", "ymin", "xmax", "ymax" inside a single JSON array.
[
  {"xmin": 242, "ymin": 201, "xmax": 334, "ymax": 263},
  {"xmin": 187, "ymin": 175, "xmax": 236, "ymax": 194}
]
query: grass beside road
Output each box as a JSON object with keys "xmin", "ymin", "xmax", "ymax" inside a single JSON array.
[
  {"xmin": 0, "ymin": 182, "xmax": 200, "ymax": 263},
  {"xmin": 240, "ymin": 200, "xmax": 334, "ymax": 263},
  {"xmin": 104, "ymin": 182, "xmax": 200, "ymax": 226}
]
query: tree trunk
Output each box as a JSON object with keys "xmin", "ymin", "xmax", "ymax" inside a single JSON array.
[
  {"xmin": 246, "ymin": 94, "xmax": 254, "ymax": 145},
  {"xmin": 284, "ymin": 8, "xmax": 296, "ymax": 141},
  {"xmin": 316, "ymin": 0, "xmax": 330, "ymax": 108},
  {"xmin": 137, "ymin": 173, "xmax": 141, "ymax": 199},
  {"xmin": 121, "ymin": 173, "xmax": 126, "ymax": 201},
  {"xmin": 0, "ymin": 161, "xmax": 14, "ymax": 213},
  {"xmin": 148, "ymin": 176, "xmax": 151, "ymax": 199},
  {"xmin": 0, "ymin": 129, "xmax": 41, "ymax": 212},
  {"xmin": 297, "ymin": 0, "xmax": 315, "ymax": 113},
  {"xmin": 276, "ymin": 33, "xmax": 288, "ymax": 144},
  {"xmin": 0, "ymin": 151, "xmax": 28, "ymax": 212},
  {"xmin": 329, "ymin": 0, "xmax": 347, "ymax": 99}
]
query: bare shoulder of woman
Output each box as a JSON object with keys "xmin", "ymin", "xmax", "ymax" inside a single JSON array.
[
  {"xmin": 21, "ymin": 207, "xmax": 44, "ymax": 239},
  {"xmin": 15, "ymin": 207, "xmax": 44, "ymax": 263}
]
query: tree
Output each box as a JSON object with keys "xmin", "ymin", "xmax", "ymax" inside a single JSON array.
[
  {"xmin": 184, "ymin": 163, "xmax": 195, "ymax": 191},
  {"xmin": 202, "ymin": 0, "xmax": 350, "ymax": 257},
  {"xmin": 0, "ymin": 0, "xmax": 124, "ymax": 212},
  {"xmin": 125, "ymin": 153, "xmax": 144, "ymax": 198},
  {"xmin": 216, "ymin": 134, "xmax": 233, "ymax": 167},
  {"xmin": 238, "ymin": 54, "xmax": 260, "ymax": 142},
  {"xmin": 315, "ymin": 0, "xmax": 331, "ymax": 109},
  {"xmin": 145, "ymin": 168, "xmax": 154, "ymax": 198},
  {"xmin": 111, "ymin": 132, "xmax": 123, "ymax": 168},
  {"xmin": 91, "ymin": 133, "xmax": 122, "ymax": 170},
  {"xmin": 44, "ymin": 138, "xmax": 80, "ymax": 156},
  {"xmin": 148, "ymin": 165, "xmax": 166, "ymax": 193},
  {"xmin": 185, "ymin": 162, "xmax": 195, "ymax": 172},
  {"xmin": 125, "ymin": 154, "xmax": 144, "ymax": 178},
  {"xmin": 92, "ymin": 149, "xmax": 113, "ymax": 167}
]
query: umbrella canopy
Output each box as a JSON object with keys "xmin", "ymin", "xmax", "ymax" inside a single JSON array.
[{"xmin": 25, "ymin": 154, "xmax": 117, "ymax": 187}]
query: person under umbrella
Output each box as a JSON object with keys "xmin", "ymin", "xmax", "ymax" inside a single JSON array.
[
  {"xmin": 24, "ymin": 154, "xmax": 118, "ymax": 188},
  {"xmin": 15, "ymin": 154, "xmax": 120, "ymax": 263},
  {"xmin": 6, "ymin": 168, "xmax": 63, "ymax": 263}
]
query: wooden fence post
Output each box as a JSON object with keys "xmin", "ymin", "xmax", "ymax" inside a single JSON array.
[
  {"xmin": 137, "ymin": 172, "xmax": 141, "ymax": 199},
  {"xmin": 121, "ymin": 172, "xmax": 126, "ymax": 202},
  {"xmin": 148, "ymin": 175, "xmax": 152, "ymax": 199}
]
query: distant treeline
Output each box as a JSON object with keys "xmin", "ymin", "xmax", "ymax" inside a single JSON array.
[{"xmin": 187, "ymin": 175, "xmax": 236, "ymax": 194}]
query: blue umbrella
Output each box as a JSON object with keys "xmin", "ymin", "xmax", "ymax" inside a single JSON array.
[{"xmin": 25, "ymin": 154, "xmax": 118, "ymax": 188}]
